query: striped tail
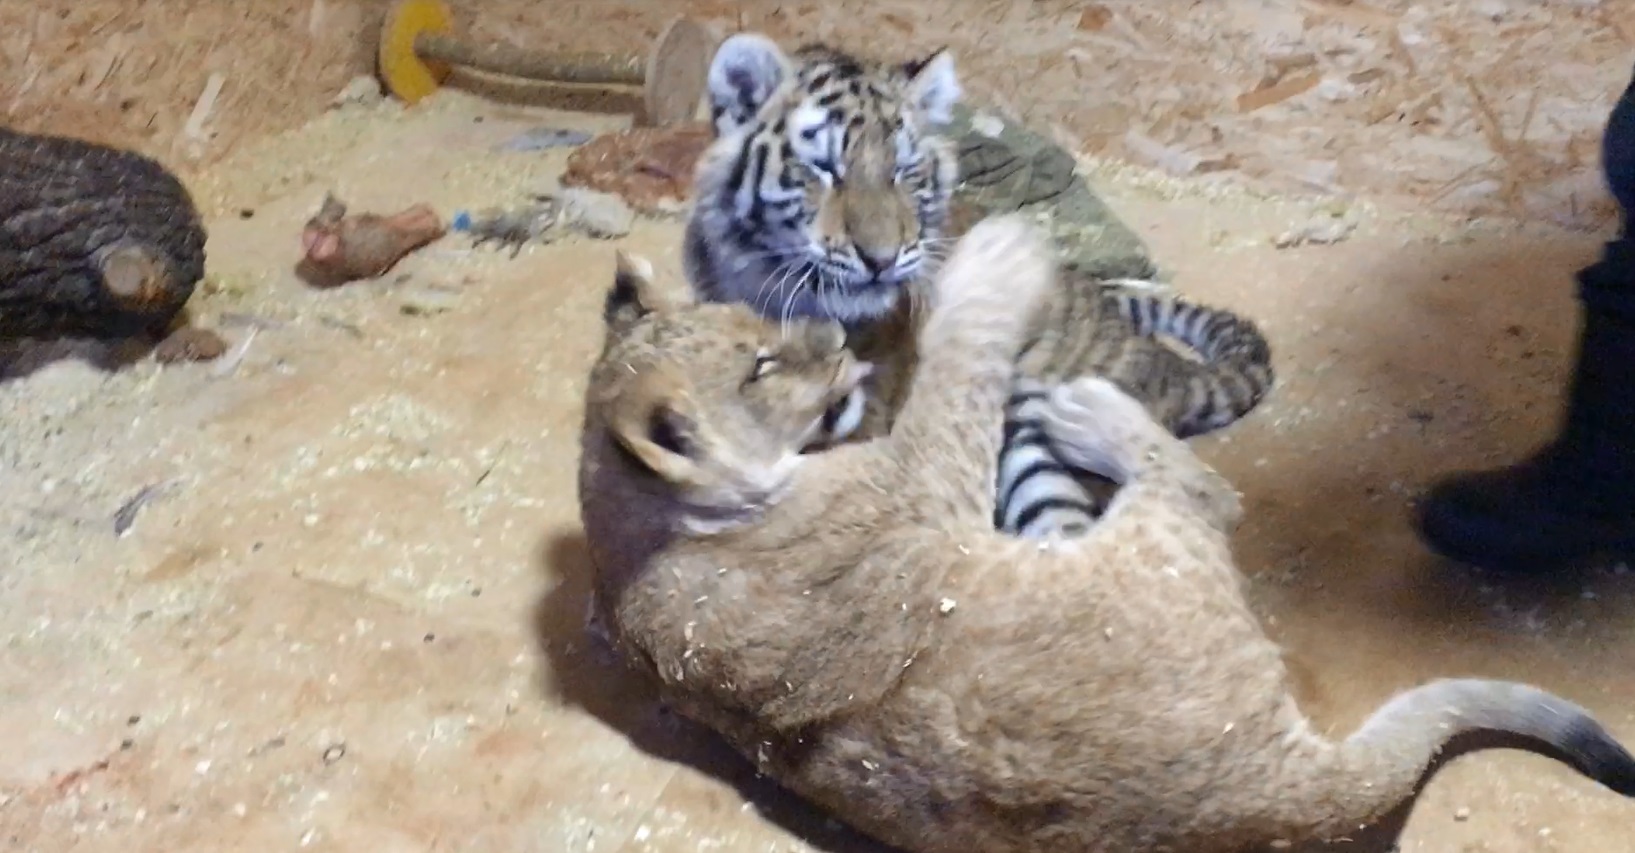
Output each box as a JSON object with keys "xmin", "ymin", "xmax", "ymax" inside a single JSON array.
[
  {"xmin": 994, "ymin": 289, "xmax": 1275, "ymax": 540},
  {"xmin": 1105, "ymin": 288, "xmax": 1275, "ymax": 439}
]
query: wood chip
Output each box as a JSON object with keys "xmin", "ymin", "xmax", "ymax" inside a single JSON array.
[
  {"xmin": 1077, "ymin": 5, "xmax": 1113, "ymax": 31},
  {"xmin": 181, "ymin": 71, "xmax": 226, "ymax": 156},
  {"xmin": 1237, "ymin": 72, "xmax": 1322, "ymax": 113}
]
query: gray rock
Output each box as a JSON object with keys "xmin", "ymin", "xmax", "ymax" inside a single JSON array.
[{"xmin": 558, "ymin": 188, "xmax": 635, "ymax": 240}]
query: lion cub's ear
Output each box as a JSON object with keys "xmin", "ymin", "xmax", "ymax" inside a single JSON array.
[
  {"xmin": 608, "ymin": 366, "xmax": 706, "ymax": 486},
  {"xmin": 604, "ymin": 250, "xmax": 696, "ymax": 333}
]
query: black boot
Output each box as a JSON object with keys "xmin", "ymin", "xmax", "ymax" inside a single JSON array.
[
  {"xmin": 1415, "ymin": 62, "xmax": 1635, "ymax": 573},
  {"xmin": 1415, "ymin": 293, "xmax": 1635, "ymax": 572}
]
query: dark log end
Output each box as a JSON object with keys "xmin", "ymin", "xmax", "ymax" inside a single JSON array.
[{"xmin": 96, "ymin": 240, "xmax": 178, "ymax": 308}]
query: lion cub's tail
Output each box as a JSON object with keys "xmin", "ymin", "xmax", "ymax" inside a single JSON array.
[{"xmin": 1266, "ymin": 678, "xmax": 1635, "ymax": 845}]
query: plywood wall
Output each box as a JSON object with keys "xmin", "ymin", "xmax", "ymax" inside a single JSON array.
[{"xmin": 5, "ymin": 0, "xmax": 1633, "ymax": 224}]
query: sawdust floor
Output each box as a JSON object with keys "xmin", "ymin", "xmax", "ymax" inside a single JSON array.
[{"xmin": 5, "ymin": 92, "xmax": 1635, "ymax": 853}]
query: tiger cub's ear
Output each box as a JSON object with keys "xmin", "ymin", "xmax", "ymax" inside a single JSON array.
[
  {"xmin": 707, "ymin": 33, "xmax": 794, "ymax": 135},
  {"xmin": 904, "ymin": 48, "xmax": 961, "ymax": 127}
]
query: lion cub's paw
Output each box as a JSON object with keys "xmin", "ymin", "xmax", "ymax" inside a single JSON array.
[
  {"xmin": 1040, "ymin": 377, "xmax": 1162, "ymax": 480},
  {"xmin": 937, "ymin": 214, "xmax": 1053, "ymax": 312}
]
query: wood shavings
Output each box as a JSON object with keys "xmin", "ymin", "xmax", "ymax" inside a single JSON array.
[
  {"xmin": 1300, "ymin": 0, "xmax": 1400, "ymax": 27},
  {"xmin": 1122, "ymin": 129, "xmax": 1236, "ymax": 177},
  {"xmin": 76, "ymin": 33, "xmax": 126, "ymax": 97},
  {"xmin": 307, "ymin": 0, "xmax": 328, "ymax": 38},
  {"xmin": 1273, "ymin": 212, "xmax": 1359, "ymax": 248},
  {"xmin": 1606, "ymin": 7, "xmax": 1635, "ymax": 44},
  {"xmin": 183, "ymin": 73, "xmax": 225, "ymax": 140}
]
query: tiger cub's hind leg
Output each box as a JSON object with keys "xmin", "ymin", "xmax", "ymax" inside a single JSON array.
[
  {"xmin": 1040, "ymin": 377, "xmax": 1243, "ymax": 534},
  {"xmin": 996, "ymin": 381, "xmax": 1110, "ymax": 541}
]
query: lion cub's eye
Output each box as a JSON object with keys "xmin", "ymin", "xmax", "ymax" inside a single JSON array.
[{"xmin": 750, "ymin": 352, "xmax": 779, "ymax": 380}]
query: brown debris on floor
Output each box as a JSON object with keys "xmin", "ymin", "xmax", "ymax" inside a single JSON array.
[{"xmin": 561, "ymin": 123, "xmax": 715, "ymax": 216}]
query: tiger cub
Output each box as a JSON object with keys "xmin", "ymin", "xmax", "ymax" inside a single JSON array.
[{"xmin": 683, "ymin": 32, "xmax": 1273, "ymax": 538}]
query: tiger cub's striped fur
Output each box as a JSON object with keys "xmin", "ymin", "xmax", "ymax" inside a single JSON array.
[
  {"xmin": 996, "ymin": 282, "xmax": 1274, "ymax": 538},
  {"xmin": 683, "ymin": 33, "xmax": 1275, "ymax": 539}
]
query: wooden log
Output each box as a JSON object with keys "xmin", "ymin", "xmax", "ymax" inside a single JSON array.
[{"xmin": 0, "ymin": 128, "xmax": 207, "ymax": 340}]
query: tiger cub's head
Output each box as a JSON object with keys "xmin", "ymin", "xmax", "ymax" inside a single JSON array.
[{"xmin": 685, "ymin": 34, "xmax": 962, "ymax": 326}]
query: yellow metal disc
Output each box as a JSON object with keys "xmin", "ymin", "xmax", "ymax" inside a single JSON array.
[{"xmin": 378, "ymin": 0, "xmax": 454, "ymax": 105}]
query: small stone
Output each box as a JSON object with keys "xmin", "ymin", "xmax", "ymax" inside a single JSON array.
[
  {"xmin": 1454, "ymin": 806, "xmax": 1471, "ymax": 821},
  {"xmin": 559, "ymin": 188, "xmax": 635, "ymax": 239},
  {"xmin": 331, "ymin": 75, "xmax": 382, "ymax": 108}
]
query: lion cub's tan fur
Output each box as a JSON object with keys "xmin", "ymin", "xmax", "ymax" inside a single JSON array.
[{"xmin": 577, "ymin": 217, "xmax": 1635, "ymax": 853}]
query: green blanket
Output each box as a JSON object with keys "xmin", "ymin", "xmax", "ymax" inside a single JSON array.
[{"xmin": 947, "ymin": 104, "xmax": 1155, "ymax": 282}]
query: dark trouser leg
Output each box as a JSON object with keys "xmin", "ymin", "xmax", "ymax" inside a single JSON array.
[{"xmin": 1415, "ymin": 62, "xmax": 1635, "ymax": 573}]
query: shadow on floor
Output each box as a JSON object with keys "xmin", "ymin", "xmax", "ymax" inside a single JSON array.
[
  {"xmin": 0, "ymin": 307, "xmax": 226, "ymax": 383},
  {"xmin": 1219, "ymin": 229, "xmax": 1635, "ymax": 718},
  {"xmin": 0, "ymin": 331, "xmax": 156, "ymax": 382},
  {"xmin": 532, "ymin": 529, "xmax": 902, "ymax": 853}
]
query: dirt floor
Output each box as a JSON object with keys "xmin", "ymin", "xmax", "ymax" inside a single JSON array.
[{"xmin": 6, "ymin": 48, "xmax": 1635, "ymax": 853}]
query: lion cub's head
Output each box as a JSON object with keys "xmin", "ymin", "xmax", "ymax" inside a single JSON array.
[{"xmin": 588, "ymin": 251, "xmax": 872, "ymax": 515}]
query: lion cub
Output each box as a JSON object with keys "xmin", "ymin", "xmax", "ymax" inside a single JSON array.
[{"xmin": 577, "ymin": 216, "xmax": 1635, "ymax": 853}]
